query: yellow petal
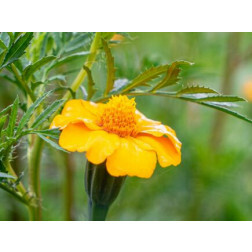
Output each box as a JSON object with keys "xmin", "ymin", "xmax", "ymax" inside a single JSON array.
[
  {"xmin": 86, "ymin": 131, "xmax": 120, "ymax": 164},
  {"xmin": 136, "ymin": 134, "xmax": 181, "ymax": 167},
  {"xmin": 59, "ymin": 123, "xmax": 93, "ymax": 152},
  {"xmin": 59, "ymin": 123, "xmax": 120, "ymax": 163},
  {"xmin": 61, "ymin": 99, "xmax": 99, "ymax": 119},
  {"xmin": 136, "ymin": 109, "xmax": 161, "ymax": 128},
  {"xmin": 50, "ymin": 114, "xmax": 100, "ymax": 130},
  {"xmin": 137, "ymin": 111, "xmax": 181, "ymax": 153},
  {"xmin": 50, "ymin": 99, "xmax": 103, "ymax": 130},
  {"xmin": 106, "ymin": 137, "xmax": 157, "ymax": 178}
]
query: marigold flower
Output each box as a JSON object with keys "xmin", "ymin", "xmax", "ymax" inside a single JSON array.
[
  {"xmin": 110, "ymin": 34, "xmax": 125, "ymax": 42},
  {"xmin": 243, "ymin": 80, "xmax": 252, "ymax": 102},
  {"xmin": 50, "ymin": 95, "xmax": 181, "ymax": 178}
]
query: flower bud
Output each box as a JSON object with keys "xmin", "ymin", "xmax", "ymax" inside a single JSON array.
[{"xmin": 85, "ymin": 161, "xmax": 126, "ymax": 221}]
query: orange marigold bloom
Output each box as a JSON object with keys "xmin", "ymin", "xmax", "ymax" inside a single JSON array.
[
  {"xmin": 110, "ymin": 34, "xmax": 125, "ymax": 42},
  {"xmin": 50, "ymin": 95, "xmax": 181, "ymax": 178},
  {"xmin": 243, "ymin": 80, "xmax": 252, "ymax": 102}
]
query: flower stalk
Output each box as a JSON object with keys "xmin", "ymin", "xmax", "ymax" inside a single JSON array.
[
  {"xmin": 85, "ymin": 161, "xmax": 126, "ymax": 221},
  {"xmin": 63, "ymin": 32, "xmax": 101, "ymax": 101}
]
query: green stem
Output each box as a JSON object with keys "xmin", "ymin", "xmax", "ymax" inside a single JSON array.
[
  {"xmin": 62, "ymin": 32, "xmax": 101, "ymax": 100},
  {"xmin": 27, "ymin": 136, "xmax": 44, "ymax": 220},
  {"xmin": 0, "ymin": 183, "xmax": 29, "ymax": 205},
  {"xmin": 63, "ymin": 153, "xmax": 74, "ymax": 221},
  {"xmin": 10, "ymin": 64, "xmax": 36, "ymax": 102},
  {"xmin": 88, "ymin": 201, "xmax": 109, "ymax": 221},
  {"xmin": 3, "ymin": 159, "xmax": 34, "ymax": 219},
  {"xmin": 4, "ymin": 159, "xmax": 28, "ymax": 199}
]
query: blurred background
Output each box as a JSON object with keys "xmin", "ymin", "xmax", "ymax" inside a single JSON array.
[{"xmin": 0, "ymin": 32, "xmax": 252, "ymax": 221}]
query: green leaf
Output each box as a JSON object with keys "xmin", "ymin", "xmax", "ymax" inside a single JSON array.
[
  {"xmin": 122, "ymin": 65, "xmax": 170, "ymax": 93},
  {"xmin": 16, "ymin": 90, "xmax": 53, "ymax": 135},
  {"xmin": 23, "ymin": 55, "xmax": 57, "ymax": 81},
  {"xmin": 37, "ymin": 133, "xmax": 68, "ymax": 152},
  {"xmin": 151, "ymin": 61, "xmax": 193, "ymax": 91},
  {"xmin": 48, "ymin": 75, "xmax": 66, "ymax": 83},
  {"xmin": 177, "ymin": 85, "xmax": 219, "ymax": 95},
  {"xmin": 6, "ymin": 96, "xmax": 19, "ymax": 137},
  {"xmin": 0, "ymin": 115, "xmax": 8, "ymax": 136},
  {"xmin": 180, "ymin": 95, "xmax": 245, "ymax": 103},
  {"xmin": 0, "ymin": 39, "xmax": 7, "ymax": 50},
  {"xmin": 83, "ymin": 66, "xmax": 97, "ymax": 100},
  {"xmin": 14, "ymin": 32, "xmax": 23, "ymax": 42},
  {"xmin": 129, "ymin": 90, "xmax": 252, "ymax": 124},
  {"xmin": 1, "ymin": 32, "xmax": 33, "ymax": 68},
  {"xmin": 31, "ymin": 99, "xmax": 65, "ymax": 129},
  {"xmin": 198, "ymin": 102, "xmax": 252, "ymax": 124},
  {"xmin": 29, "ymin": 128, "xmax": 60, "ymax": 139},
  {"xmin": 0, "ymin": 104, "xmax": 13, "ymax": 117},
  {"xmin": 102, "ymin": 39, "xmax": 116, "ymax": 95},
  {"xmin": 64, "ymin": 33, "xmax": 93, "ymax": 53},
  {"xmin": 7, "ymin": 32, "xmax": 14, "ymax": 45},
  {"xmin": 0, "ymin": 172, "xmax": 15, "ymax": 179},
  {"xmin": 0, "ymin": 50, "xmax": 7, "ymax": 67},
  {"xmin": 46, "ymin": 51, "xmax": 89, "ymax": 74}
]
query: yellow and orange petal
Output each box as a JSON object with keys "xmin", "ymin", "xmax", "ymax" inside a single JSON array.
[
  {"xmin": 59, "ymin": 122, "xmax": 120, "ymax": 163},
  {"xmin": 106, "ymin": 137, "xmax": 157, "ymax": 178},
  {"xmin": 136, "ymin": 134, "xmax": 181, "ymax": 167},
  {"xmin": 50, "ymin": 99, "xmax": 102, "ymax": 130},
  {"xmin": 51, "ymin": 95, "xmax": 182, "ymax": 179}
]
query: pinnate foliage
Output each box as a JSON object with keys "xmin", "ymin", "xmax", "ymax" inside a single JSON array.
[{"xmin": 0, "ymin": 32, "xmax": 251, "ymax": 211}]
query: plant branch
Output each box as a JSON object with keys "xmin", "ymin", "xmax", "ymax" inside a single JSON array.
[
  {"xmin": 62, "ymin": 32, "xmax": 101, "ymax": 101},
  {"xmin": 10, "ymin": 64, "xmax": 36, "ymax": 102}
]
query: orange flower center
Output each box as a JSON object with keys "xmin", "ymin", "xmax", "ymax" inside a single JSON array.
[{"xmin": 98, "ymin": 95, "xmax": 138, "ymax": 137}]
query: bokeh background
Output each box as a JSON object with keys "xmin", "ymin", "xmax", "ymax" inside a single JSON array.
[{"xmin": 0, "ymin": 32, "xmax": 252, "ymax": 221}]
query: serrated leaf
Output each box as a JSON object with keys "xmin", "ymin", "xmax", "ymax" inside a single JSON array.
[
  {"xmin": 0, "ymin": 115, "xmax": 8, "ymax": 136},
  {"xmin": 29, "ymin": 128, "xmax": 60, "ymax": 139},
  {"xmin": 123, "ymin": 65, "xmax": 170, "ymax": 93},
  {"xmin": 0, "ymin": 172, "xmax": 15, "ymax": 179},
  {"xmin": 6, "ymin": 96, "xmax": 19, "ymax": 137},
  {"xmin": 177, "ymin": 85, "xmax": 219, "ymax": 95},
  {"xmin": 178, "ymin": 94, "xmax": 245, "ymax": 103},
  {"xmin": 38, "ymin": 133, "xmax": 68, "ymax": 152},
  {"xmin": 0, "ymin": 104, "xmax": 13, "ymax": 117},
  {"xmin": 152, "ymin": 61, "xmax": 193, "ymax": 91},
  {"xmin": 48, "ymin": 75, "xmax": 66, "ymax": 83},
  {"xmin": 16, "ymin": 90, "xmax": 53, "ymax": 135},
  {"xmin": 64, "ymin": 33, "xmax": 93, "ymax": 53},
  {"xmin": 31, "ymin": 99, "xmax": 65, "ymax": 129},
  {"xmin": 112, "ymin": 78, "xmax": 129, "ymax": 92},
  {"xmin": 128, "ymin": 90, "xmax": 252, "ymax": 124},
  {"xmin": 1, "ymin": 33, "xmax": 33, "ymax": 68},
  {"xmin": 23, "ymin": 55, "xmax": 57, "ymax": 81},
  {"xmin": 46, "ymin": 51, "xmax": 89, "ymax": 74},
  {"xmin": 83, "ymin": 66, "xmax": 97, "ymax": 100},
  {"xmin": 199, "ymin": 102, "xmax": 252, "ymax": 124},
  {"xmin": 102, "ymin": 39, "xmax": 116, "ymax": 95}
]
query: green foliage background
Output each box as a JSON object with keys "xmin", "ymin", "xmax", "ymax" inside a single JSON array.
[{"xmin": 0, "ymin": 32, "xmax": 251, "ymax": 220}]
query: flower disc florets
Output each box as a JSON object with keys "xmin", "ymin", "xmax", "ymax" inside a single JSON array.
[{"xmin": 98, "ymin": 95, "xmax": 138, "ymax": 137}]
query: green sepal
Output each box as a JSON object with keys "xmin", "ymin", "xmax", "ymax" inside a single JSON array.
[{"xmin": 85, "ymin": 161, "xmax": 126, "ymax": 221}]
